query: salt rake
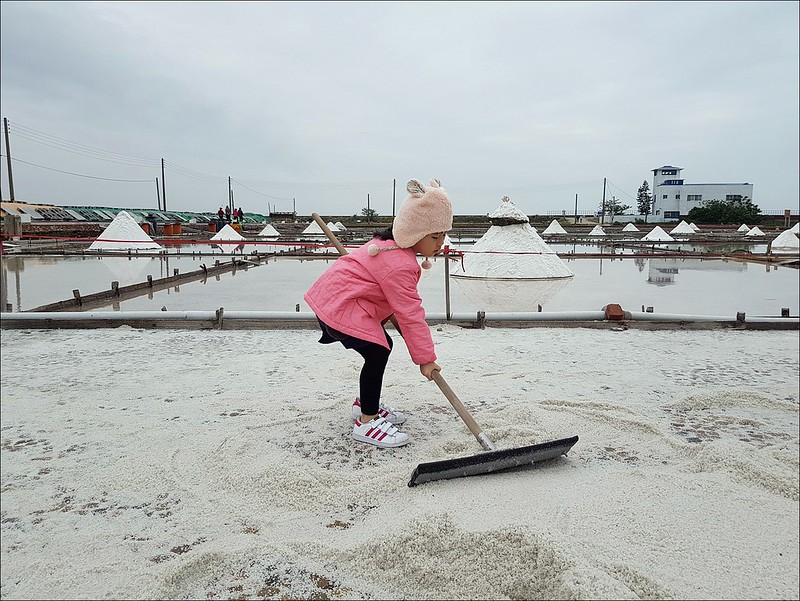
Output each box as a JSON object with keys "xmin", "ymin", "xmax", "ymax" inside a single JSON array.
[
  {"xmin": 409, "ymin": 371, "xmax": 578, "ymax": 486},
  {"xmin": 309, "ymin": 213, "xmax": 579, "ymax": 487}
]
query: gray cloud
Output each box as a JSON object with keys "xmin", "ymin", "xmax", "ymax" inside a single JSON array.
[{"xmin": 2, "ymin": 1, "xmax": 797, "ymax": 216}]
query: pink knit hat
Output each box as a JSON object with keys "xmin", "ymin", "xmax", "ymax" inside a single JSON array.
[{"xmin": 392, "ymin": 179, "xmax": 454, "ymax": 248}]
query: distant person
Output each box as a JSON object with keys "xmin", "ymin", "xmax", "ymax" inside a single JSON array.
[
  {"xmin": 146, "ymin": 213, "xmax": 159, "ymax": 235},
  {"xmin": 237, "ymin": 207, "xmax": 244, "ymax": 223},
  {"xmin": 217, "ymin": 207, "xmax": 224, "ymax": 220},
  {"xmin": 304, "ymin": 179, "xmax": 453, "ymax": 448},
  {"xmin": 225, "ymin": 205, "xmax": 231, "ymax": 223}
]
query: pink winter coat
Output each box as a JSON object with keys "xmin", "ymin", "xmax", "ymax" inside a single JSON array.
[{"xmin": 304, "ymin": 238, "xmax": 436, "ymax": 365}]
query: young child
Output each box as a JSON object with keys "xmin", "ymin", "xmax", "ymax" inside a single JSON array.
[{"xmin": 304, "ymin": 179, "xmax": 453, "ymax": 448}]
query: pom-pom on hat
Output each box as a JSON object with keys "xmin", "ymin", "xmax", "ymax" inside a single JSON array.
[{"xmin": 391, "ymin": 179, "xmax": 453, "ymax": 248}]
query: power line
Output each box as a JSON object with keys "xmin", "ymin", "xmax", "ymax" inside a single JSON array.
[
  {"xmin": 7, "ymin": 121, "xmax": 159, "ymax": 167},
  {"xmin": 163, "ymin": 160, "xmax": 227, "ymax": 183},
  {"xmin": 3, "ymin": 154, "xmax": 152, "ymax": 182},
  {"xmin": 605, "ymin": 179, "xmax": 637, "ymax": 202},
  {"xmin": 230, "ymin": 178, "xmax": 294, "ymax": 201}
]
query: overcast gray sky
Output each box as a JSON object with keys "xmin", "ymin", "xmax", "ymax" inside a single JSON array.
[{"xmin": 1, "ymin": 1, "xmax": 798, "ymax": 217}]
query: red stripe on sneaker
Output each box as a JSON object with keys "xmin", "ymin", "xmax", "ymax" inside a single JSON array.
[
  {"xmin": 377, "ymin": 431, "xmax": 388, "ymax": 441},
  {"xmin": 365, "ymin": 427, "xmax": 376, "ymax": 437}
]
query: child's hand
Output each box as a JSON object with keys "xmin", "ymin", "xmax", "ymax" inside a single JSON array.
[{"xmin": 420, "ymin": 362, "xmax": 441, "ymax": 381}]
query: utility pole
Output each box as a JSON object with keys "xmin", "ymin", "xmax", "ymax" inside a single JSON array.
[
  {"xmin": 574, "ymin": 193, "xmax": 578, "ymax": 224},
  {"xmin": 4, "ymin": 117, "xmax": 15, "ymax": 201},
  {"xmin": 367, "ymin": 193, "xmax": 371, "ymax": 224},
  {"xmin": 392, "ymin": 178, "xmax": 396, "ymax": 217},
  {"xmin": 228, "ymin": 176, "xmax": 234, "ymax": 214},
  {"xmin": 161, "ymin": 158, "xmax": 167, "ymax": 211},
  {"xmin": 155, "ymin": 177, "xmax": 161, "ymax": 211},
  {"xmin": 601, "ymin": 177, "xmax": 607, "ymax": 225}
]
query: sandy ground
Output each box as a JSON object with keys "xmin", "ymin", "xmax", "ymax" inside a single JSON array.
[{"xmin": 1, "ymin": 325, "xmax": 798, "ymax": 600}]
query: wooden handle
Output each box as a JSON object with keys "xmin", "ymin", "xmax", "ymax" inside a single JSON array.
[
  {"xmin": 312, "ymin": 213, "xmax": 348, "ymax": 256},
  {"xmin": 432, "ymin": 370, "xmax": 495, "ymax": 451}
]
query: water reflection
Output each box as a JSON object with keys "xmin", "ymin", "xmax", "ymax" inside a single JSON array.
[
  {"xmin": 1, "ymin": 250, "xmax": 797, "ymax": 316},
  {"xmin": 451, "ymin": 276, "xmax": 573, "ymax": 312},
  {"xmin": 646, "ymin": 258, "xmax": 748, "ymax": 287}
]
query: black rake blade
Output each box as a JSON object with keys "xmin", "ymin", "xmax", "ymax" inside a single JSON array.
[{"xmin": 408, "ymin": 435, "xmax": 579, "ymax": 487}]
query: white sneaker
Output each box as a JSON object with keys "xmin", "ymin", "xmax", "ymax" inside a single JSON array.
[
  {"xmin": 352, "ymin": 417, "xmax": 410, "ymax": 448},
  {"xmin": 352, "ymin": 397, "xmax": 407, "ymax": 425}
]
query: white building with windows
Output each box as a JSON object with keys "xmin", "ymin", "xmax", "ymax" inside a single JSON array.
[{"xmin": 650, "ymin": 165, "xmax": 753, "ymax": 221}]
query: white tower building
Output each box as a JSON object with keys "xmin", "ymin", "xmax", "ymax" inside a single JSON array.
[{"xmin": 650, "ymin": 166, "xmax": 753, "ymax": 221}]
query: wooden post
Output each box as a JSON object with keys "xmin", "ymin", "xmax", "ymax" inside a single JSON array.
[
  {"xmin": 444, "ymin": 249, "xmax": 451, "ymax": 320},
  {"xmin": 601, "ymin": 177, "xmax": 607, "ymax": 225}
]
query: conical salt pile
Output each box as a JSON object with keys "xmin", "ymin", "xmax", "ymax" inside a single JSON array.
[
  {"xmin": 88, "ymin": 211, "xmax": 163, "ymax": 251},
  {"xmin": 588, "ymin": 225, "xmax": 606, "ymax": 236},
  {"xmin": 326, "ymin": 222, "xmax": 340, "ymax": 231},
  {"xmin": 770, "ymin": 230, "xmax": 799, "ymax": 253},
  {"xmin": 790, "ymin": 223, "xmax": 799, "ymax": 234},
  {"xmin": 642, "ymin": 226, "xmax": 675, "ymax": 242},
  {"xmin": 301, "ymin": 220, "xmax": 325, "ymax": 235},
  {"xmin": 451, "ymin": 197, "xmax": 573, "ymax": 279},
  {"xmin": 257, "ymin": 223, "xmax": 281, "ymax": 237},
  {"xmin": 737, "ymin": 224, "xmax": 750, "ymax": 232},
  {"xmin": 211, "ymin": 224, "xmax": 245, "ymax": 240},
  {"xmin": 542, "ymin": 219, "xmax": 568, "ymax": 235},
  {"xmin": 689, "ymin": 222, "xmax": 700, "ymax": 231},
  {"xmin": 670, "ymin": 220, "xmax": 695, "ymax": 235},
  {"xmin": 622, "ymin": 223, "xmax": 639, "ymax": 232},
  {"xmin": 745, "ymin": 226, "xmax": 765, "ymax": 237}
]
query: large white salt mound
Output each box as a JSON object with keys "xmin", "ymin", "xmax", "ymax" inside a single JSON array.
[
  {"xmin": 326, "ymin": 222, "xmax": 340, "ymax": 231},
  {"xmin": 334, "ymin": 222, "xmax": 347, "ymax": 231},
  {"xmin": 452, "ymin": 198, "xmax": 572, "ymax": 280},
  {"xmin": 770, "ymin": 230, "xmax": 799, "ymax": 252},
  {"xmin": 622, "ymin": 223, "xmax": 639, "ymax": 232},
  {"xmin": 211, "ymin": 224, "xmax": 245, "ymax": 240},
  {"xmin": 745, "ymin": 226, "xmax": 765, "ymax": 237},
  {"xmin": 88, "ymin": 211, "xmax": 163, "ymax": 251},
  {"xmin": 588, "ymin": 225, "xmax": 606, "ymax": 236},
  {"xmin": 542, "ymin": 219, "xmax": 568, "ymax": 235},
  {"xmin": 790, "ymin": 222, "xmax": 799, "ymax": 234},
  {"xmin": 689, "ymin": 222, "xmax": 701, "ymax": 231},
  {"xmin": 737, "ymin": 224, "xmax": 750, "ymax": 232},
  {"xmin": 642, "ymin": 226, "xmax": 675, "ymax": 242}
]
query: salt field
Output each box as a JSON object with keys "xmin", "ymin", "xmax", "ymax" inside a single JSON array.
[
  {"xmin": 2, "ymin": 209, "xmax": 799, "ymax": 600},
  {"xmin": 1, "ymin": 325, "xmax": 798, "ymax": 599}
]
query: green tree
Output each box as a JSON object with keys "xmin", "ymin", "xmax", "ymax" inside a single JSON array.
[
  {"xmin": 360, "ymin": 207, "xmax": 379, "ymax": 223},
  {"xmin": 686, "ymin": 196, "xmax": 762, "ymax": 225},
  {"xmin": 636, "ymin": 180, "xmax": 653, "ymax": 222},
  {"xmin": 598, "ymin": 196, "xmax": 631, "ymax": 217}
]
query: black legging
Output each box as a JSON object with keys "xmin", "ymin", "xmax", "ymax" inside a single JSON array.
[
  {"xmin": 316, "ymin": 318, "xmax": 393, "ymax": 416},
  {"xmin": 353, "ymin": 337, "xmax": 393, "ymax": 417}
]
